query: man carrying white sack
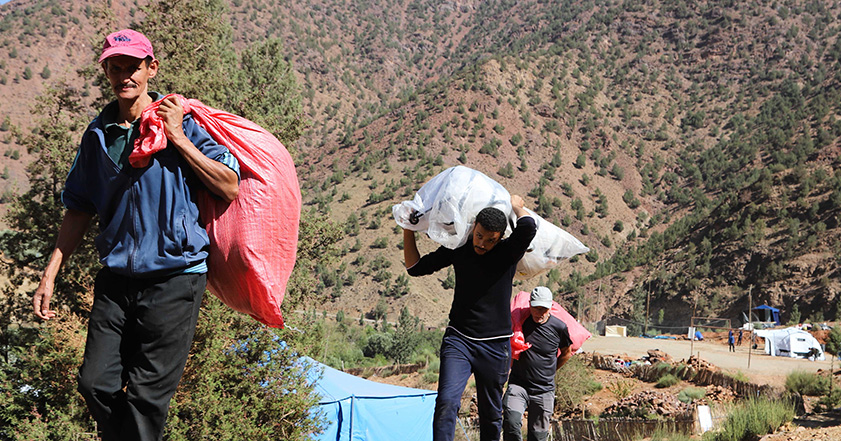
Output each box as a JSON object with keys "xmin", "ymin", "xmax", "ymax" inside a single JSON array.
[
  {"xmin": 502, "ymin": 286, "xmax": 572, "ymax": 441},
  {"xmin": 403, "ymin": 195, "xmax": 537, "ymax": 441}
]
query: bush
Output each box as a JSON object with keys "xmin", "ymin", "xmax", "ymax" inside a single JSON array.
[
  {"xmin": 554, "ymin": 356, "xmax": 602, "ymax": 412},
  {"xmin": 703, "ymin": 397, "xmax": 795, "ymax": 441},
  {"xmin": 785, "ymin": 370, "xmax": 829, "ymax": 396},
  {"xmin": 656, "ymin": 374, "xmax": 680, "ymax": 388},
  {"xmin": 677, "ymin": 387, "xmax": 706, "ymax": 403},
  {"xmin": 606, "ymin": 379, "xmax": 635, "ymax": 399}
]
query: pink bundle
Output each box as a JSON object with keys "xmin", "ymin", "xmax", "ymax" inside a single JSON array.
[
  {"xmin": 510, "ymin": 291, "xmax": 591, "ymax": 360},
  {"xmin": 133, "ymin": 94, "xmax": 301, "ymax": 328}
]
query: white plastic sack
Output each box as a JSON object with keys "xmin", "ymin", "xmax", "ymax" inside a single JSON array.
[
  {"xmin": 392, "ymin": 166, "xmax": 512, "ymax": 249},
  {"xmin": 514, "ymin": 208, "xmax": 589, "ymax": 280}
]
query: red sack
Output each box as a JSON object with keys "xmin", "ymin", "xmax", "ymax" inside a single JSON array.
[
  {"xmin": 510, "ymin": 291, "xmax": 591, "ymax": 360},
  {"xmin": 133, "ymin": 94, "xmax": 301, "ymax": 328}
]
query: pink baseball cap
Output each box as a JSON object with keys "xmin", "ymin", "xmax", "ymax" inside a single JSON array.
[{"xmin": 98, "ymin": 29, "xmax": 155, "ymax": 63}]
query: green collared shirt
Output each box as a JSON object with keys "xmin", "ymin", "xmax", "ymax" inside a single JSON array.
[{"xmin": 100, "ymin": 91, "xmax": 164, "ymax": 170}]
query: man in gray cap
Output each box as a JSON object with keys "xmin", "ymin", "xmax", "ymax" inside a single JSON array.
[{"xmin": 502, "ymin": 286, "xmax": 572, "ymax": 441}]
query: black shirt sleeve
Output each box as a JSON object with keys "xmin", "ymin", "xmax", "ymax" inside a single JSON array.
[{"xmin": 407, "ymin": 245, "xmax": 454, "ymax": 277}]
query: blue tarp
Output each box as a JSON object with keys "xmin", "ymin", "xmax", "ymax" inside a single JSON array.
[
  {"xmin": 753, "ymin": 304, "xmax": 781, "ymax": 325},
  {"xmin": 310, "ymin": 360, "xmax": 437, "ymax": 441}
]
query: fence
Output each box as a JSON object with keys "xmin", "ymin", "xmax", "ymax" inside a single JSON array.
[
  {"xmin": 629, "ymin": 359, "xmax": 781, "ymax": 398},
  {"xmin": 553, "ymin": 353, "xmax": 788, "ymax": 440},
  {"xmin": 589, "ymin": 354, "xmax": 782, "ymax": 398},
  {"xmin": 552, "ymin": 414, "xmax": 695, "ymax": 441}
]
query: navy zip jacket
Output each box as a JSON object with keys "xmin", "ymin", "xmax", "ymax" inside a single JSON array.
[
  {"xmin": 407, "ymin": 215, "xmax": 537, "ymax": 339},
  {"xmin": 62, "ymin": 100, "xmax": 238, "ymax": 278}
]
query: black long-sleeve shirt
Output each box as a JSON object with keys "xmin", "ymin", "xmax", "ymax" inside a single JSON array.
[{"xmin": 407, "ymin": 216, "xmax": 537, "ymax": 339}]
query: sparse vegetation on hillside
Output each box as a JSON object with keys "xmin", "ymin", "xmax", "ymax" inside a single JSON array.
[{"xmin": 2, "ymin": 0, "xmax": 841, "ymax": 347}]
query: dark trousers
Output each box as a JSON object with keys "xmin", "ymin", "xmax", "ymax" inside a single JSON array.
[
  {"xmin": 434, "ymin": 330, "xmax": 511, "ymax": 441},
  {"xmin": 78, "ymin": 268, "xmax": 205, "ymax": 441}
]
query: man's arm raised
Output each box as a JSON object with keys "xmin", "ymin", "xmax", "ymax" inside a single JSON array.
[
  {"xmin": 158, "ymin": 96, "xmax": 239, "ymax": 202},
  {"xmin": 403, "ymin": 228, "xmax": 420, "ymax": 268},
  {"xmin": 33, "ymin": 209, "xmax": 94, "ymax": 320}
]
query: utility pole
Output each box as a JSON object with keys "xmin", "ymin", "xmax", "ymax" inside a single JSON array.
[
  {"xmin": 748, "ymin": 285, "xmax": 753, "ymax": 369},
  {"xmin": 645, "ymin": 278, "xmax": 651, "ymax": 336}
]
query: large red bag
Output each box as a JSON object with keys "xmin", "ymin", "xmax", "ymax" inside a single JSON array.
[
  {"xmin": 132, "ymin": 94, "xmax": 301, "ymax": 328},
  {"xmin": 510, "ymin": 291, "xmax": 591, "ymax": 360}
]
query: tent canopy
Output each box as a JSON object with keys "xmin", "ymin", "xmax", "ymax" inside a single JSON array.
[
  {"xmin": 754, "ymin": 327, "xmax": 824, "ymax": 360},
  {"xmin": 309, "ymin": 359, "xmax": 436, "ymax": 441},
  {"xmin": 752, "ymin": 304, "xmax": 781, "ymax": 325}
]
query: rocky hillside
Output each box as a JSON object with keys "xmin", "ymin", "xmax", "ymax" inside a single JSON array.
[{"xmin": 1, "ymin": 0, "xmax": 840, "ymax": 329}]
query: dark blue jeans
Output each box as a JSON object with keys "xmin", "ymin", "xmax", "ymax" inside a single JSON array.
[
  {"xmin": 78, "ymin": 268, "xmax": 205, "ymax": 441},
  {"xmin": 434, "ymin": 329, "xmax": 511, "ymax": 441}
]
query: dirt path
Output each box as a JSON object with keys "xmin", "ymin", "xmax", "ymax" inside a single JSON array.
[{"xmin": 583, "ymin": 335, "xmax": 836, "ymax": 388}]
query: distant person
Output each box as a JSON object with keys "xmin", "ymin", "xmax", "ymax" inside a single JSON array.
[
  {"xmin": 737, "ymin": 329, "xmax": 743, "ymax": 346},
  {"xmin": 728, "ymin": 330, "xmax": 735, "ymax": 352},
  {"xmin": 502, "ymin": 287, "xmax": 572, "ymax": 441},
  {"xmin": 403, "ymin": 195, "xmax": 536, "ymax": 441},
  {"xmin": 32, "ymin": 29, "xmax": 240, "ymax": 441}
]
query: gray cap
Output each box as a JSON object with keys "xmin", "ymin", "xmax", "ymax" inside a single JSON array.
[{"xmin": 530, "ymin": 286, "xmax": 553, "ymax": 309}]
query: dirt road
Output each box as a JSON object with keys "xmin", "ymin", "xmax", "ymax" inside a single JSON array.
[{"xmin": 583, "ymin": 335, "xmax": 836, "ymax": 388}]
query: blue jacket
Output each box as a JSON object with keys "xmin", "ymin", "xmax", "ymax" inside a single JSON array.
[{"xmin": 63, "ymin": 105, "xmax": 237, "ymax": 278}]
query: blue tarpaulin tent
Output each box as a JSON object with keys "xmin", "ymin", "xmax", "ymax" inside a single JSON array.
[
  {"xmin": 311, "ymin": 360, "xmax": 437, "ymax": 441},
  {"xmin": 753, "ymin": 305, "xmax": 781, "ymax": 325}
]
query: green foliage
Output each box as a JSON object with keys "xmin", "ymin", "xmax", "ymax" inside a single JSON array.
[
  {"xmin": 139, "ymin": 0, "xmax": 305, "ymax": 145},
  {"xmin": 784, "ymin": 371, "xmax": 829, "ymax": 396},
  {"xmin": 554, "ymin": 356, "xmax": 601, "ymax": 412},
  {"xmin": 442, "ymin": 267, "xmax": 455, "ymax": 290},
  {"xmin": 165, "ymin": 297, "xmax": 324, "ymax": 440},
  {"xmin": 233, "ymin": 38, "xmax": 306, "ymax": 145},
  {"xmin": 656, "ymin": 373, "xmax": 679, "ymax": 388},
  {"xmin": 0, "ymin": 83, "xmax": 99, "ymax": 325},
  {"xmin": 0, "ymin": 317, "xmax": 94, "ymax": 439},
  {"xmin": 824, "ymin": 327, "xmax": 841, "ymax": 357},
  {"xmin": 497, "ymin": 161, "xmax": 514, "ymax": 178},
  {"xmin": 648, "ymin": 429, "xmax": 693, "ymax": 441},
  {"xmin": 702, "ymin": 397, "xmax": 795, "ymax": 441},
  {"xmin": 605, "ymin": 379, "xmax": 635, "ymax": 400},
  {"xmin": 677, "ymin": 387, "xmax": 706, "ymax": 403}
]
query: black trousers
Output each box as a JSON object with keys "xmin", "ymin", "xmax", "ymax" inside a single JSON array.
[{"xmin": 78, "ymin": 268, "xmax": 205, "ymax": 441}]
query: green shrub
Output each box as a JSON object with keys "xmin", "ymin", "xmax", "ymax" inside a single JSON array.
[
  {"xmin": 647, "ymin": 428, "xmax": 694, "ymax": 441},
  {"xmin": 656, "ymin": 374, "xmax": 680, "ymax": 388},
  {"xmin": 606, "ymin": 379, "xmax": 635, "ymax": 399},
  {"xmin": 677, "ymin": 387, "xmax": 706, "ymax": 403},
  {"xmin": 785, "ymin": 370, "xmax": 829, "ymax": 396},
  {"xmin": 703, "ymin": 397, "xmax": 795, "ymax": 441},
  {"xmin": 815, "ymin": 389, "xmax": 841, "ymax": 412},
  {"xmin": 555, "ymin": 356, "xmax": 601, "ymax": 412}
]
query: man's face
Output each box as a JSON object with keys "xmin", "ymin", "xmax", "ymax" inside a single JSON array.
[
  {"xmin": 471, "ymin": 223, "xmax": 502, "ymax": 255},
  {"xmin": 530, "ymin": 306, "xmax": 550, "ymax": 324},
  {"xmin": 102, "ymin": 55, "xmax": 158, "ymax": 101}
]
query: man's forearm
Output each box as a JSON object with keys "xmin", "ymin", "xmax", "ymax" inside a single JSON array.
[
  {"xmin": 171, "ymin": 136, "xmax": 239, "ymax": 202},
  {"xmin": 403, "ymin": 229, "xmax": 420, "ymax": 268},
  {"xmin": 557, "ymin": 347, "xmax": 573, "ymax": 370}
]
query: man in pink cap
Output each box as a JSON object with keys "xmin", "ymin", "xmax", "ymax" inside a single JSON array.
[{"xmin": 32, "ymin": 29, "xmax": 240, "ymax": 441}]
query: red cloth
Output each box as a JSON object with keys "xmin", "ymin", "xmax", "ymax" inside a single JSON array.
[
  {"xmin": 133, "ymin": 94, "xmax": 301, "ymax": 327},
  {"xmin": 510, "ymin": 291, "xmax": 591, "ymax": 360}
]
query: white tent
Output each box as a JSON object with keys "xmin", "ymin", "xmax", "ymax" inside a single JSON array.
[{"xmin": 754, "ymin": 327, "xmax": 825, "ymax": 360}]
